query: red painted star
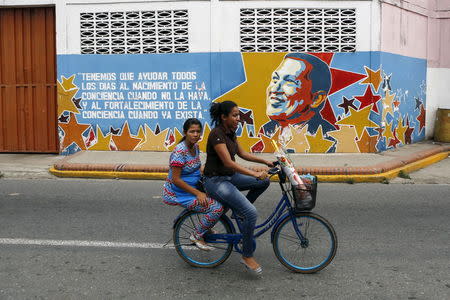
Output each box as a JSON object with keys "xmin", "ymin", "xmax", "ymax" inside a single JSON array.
[
  {"xmin": 388, "ymin": 129, "xmax": 401, "ymax": 148},
  {"xmin": 355, "ymin": 86, "xmax": 381, "ymax": 113},
  {"xmin": 338, "ymin": 96, "xmax": 358, "ymax": 114},
  {"xmin": 405, "ymin": 117, "xmax": 415, "ymax": 144},
  {"xmin": 393, "ymin": 98, "xmax": 400, "ymax": 108},
  {"xmin": 416, "ymin": 105, "xmax": 426, "ymax": 133},
  {"xmin": 239, "ymin": 110, "xmax": 253, "ymax": 125}
]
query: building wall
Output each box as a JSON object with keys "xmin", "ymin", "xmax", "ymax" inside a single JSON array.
[
  {"xmin": 1, "ymin": 0, "xmax": 436, "ymax": 154},
  {"xmin": 379, "ymin": 0, "xmax": 450, "ymax": 137},
  {"xmin": 54, "ymin": 0, "xmax": 426, "ymax": 154}
]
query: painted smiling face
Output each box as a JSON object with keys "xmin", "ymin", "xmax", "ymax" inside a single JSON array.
[{"xmin": 266, "ymin": 58, "xmax": 319, "ymax": 127}]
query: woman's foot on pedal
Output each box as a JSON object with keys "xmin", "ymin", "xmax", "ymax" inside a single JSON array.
[
  {"xmin": 189, "ymin": 233, "xmax": 214, "ymax": 251},
  {"xmin": 240, "ymin": 256, "xmax": 263, "ymax": 275}
]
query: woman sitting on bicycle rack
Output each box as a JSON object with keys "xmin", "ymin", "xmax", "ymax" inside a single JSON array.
[
  {"xmin": 203, "ymin": 101, "xmax": 274, "ymax": 274},
  {"xmin": 162, "ymin": 118, "xmax": 224, "ymax": 251}
]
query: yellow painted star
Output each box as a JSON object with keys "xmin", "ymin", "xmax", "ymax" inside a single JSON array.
[
  {"xmin": 135, "ymin": 125, "xmax": 146, "ymax": 148},
  {"xmin": 382, "ymin": 90, "xmax": 395, "ymax": 121},
  {"xmin": 357, "ymin": 129, "xmax": 378, "ymax": 153},
  {"xmin": 167, "ymin": 127, "xmax": 183, "ymax": 151},
  {"xmin": 237, "ymin": 124, "xmax": 261, "ymax": 152},
  {"xmin": 215, "ymin": 52, "xmax": 286, "ymax": 133},
  {"xmin": 336, "ymin": 106, "xmax": 378, "ymax": 139},
  {"xmin": 327, "ymin": 125, "xmax": 359, "ymax": 153},
  {"xmin": 58, "ymin": 113, "xmax": 90, "ymax": 151},
  {"xmin": 396, "ymin": 116, "xmax": 408, "ymax": 145},
  {"xmin": 57, "ymin": 81, "xmax": 79, "ymax": 116},
  {"xmin": 198, "ymin": 123, "xmax": 211, "ymax": 153},
  {"xmin": 61, "ymin": 75, "xmax": 77, "ymax": 91},
  {"xmin": 88, "ymin": 126, "xmax": 113, "ymax": 151},
  {"xmin": 135, "ymin": 124, "xmax": 169, "ymax": 151},
  {"xmin": 383, "ymin": 120, "xmax": 395, "ymax": 141},
  {"xmin": 305, "ymin": 126, "xmax": 334, "ymax": 153},
  {"xmin": 260, "ymin": 127, "xmax": 281, "ymax": 153},
  {"xmin": 111, "ymin": 122, "xmax": 142, "ymax": 151},
  {"xmin": 286, "ymin": 124, "xmax": 310, "ymax": 153},
  {"xmin": 361, "ymin": 66, "xmax": 382, "ymax": 92}
]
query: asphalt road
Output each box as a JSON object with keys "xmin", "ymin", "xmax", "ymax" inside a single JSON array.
[{"xmin": 0, "ymin": 179, "xmax": 449, "ymax": 299}]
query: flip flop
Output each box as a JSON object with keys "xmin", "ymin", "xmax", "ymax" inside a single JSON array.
[{"xmin": 240, "ymin": 259, "xmax": 263, "ymax": 275}]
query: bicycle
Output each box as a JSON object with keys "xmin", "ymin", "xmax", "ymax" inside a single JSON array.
[{"xmin": 172, "ymin": 150, "xmax": 338, "ymax": 274}]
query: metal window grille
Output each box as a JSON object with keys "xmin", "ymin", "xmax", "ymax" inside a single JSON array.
[
  {"xmin": 80, "ymin": 10, "xmax": 189, "ymax": 54},
  {"xmin": 240, "ymin": 8, "xmax": 356, "ymax": 52}
]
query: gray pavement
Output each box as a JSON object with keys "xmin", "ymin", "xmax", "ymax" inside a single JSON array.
[
  {"xmin": 391, "ymin": 156, "xmax": 450, "ymax": 184},
  {"xmin": 0, "ymin": 179, "xmax": 449, "ymax": 299},
  {"xmin": 0, "ymin": 154, "xmax": 62, "ymax": 179}
]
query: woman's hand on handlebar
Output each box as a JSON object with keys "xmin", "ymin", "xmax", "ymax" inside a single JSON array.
[
  {"xmin": 264, "ymin": 160, "xmax": 275, "ymax": 168},
  {"xmin": 254, "ymin": 170, "xmax": 269, "ymax": 180},
  {"xmin": 195, "ymin": 192, "xmax": 209, "ymax": 207}
]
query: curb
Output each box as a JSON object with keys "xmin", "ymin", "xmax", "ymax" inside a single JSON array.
[
  {"xmin": 315, "ymin": 151, "xmax": 449, "ymax": 182},
  {"xmin": 49, "ymin": 150, "xmax": 449, "ymax": 183}
]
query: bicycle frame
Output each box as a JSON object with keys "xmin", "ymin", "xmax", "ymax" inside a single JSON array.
[{"xmin": 204, "ymin": 178, "xmax": 308, "ymax": 251}]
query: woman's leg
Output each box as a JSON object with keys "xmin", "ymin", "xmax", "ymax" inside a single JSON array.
[
  {"xmin": 183, "ymin": 197, "xmax": 224, "ymax": 238},
  {"xmin": 230, "ymin": 173, "xmax": 270, "ymax": 203},
  {"xmin": 204, "ymin": 177, "xmax": 257, "ymax": 257}
]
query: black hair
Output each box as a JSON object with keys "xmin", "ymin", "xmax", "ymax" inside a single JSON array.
[
  {"xmin": 179, "ymin": 118, "xmax": 202, "ymax": 143},
  {"xmin": 209, "ymin": 100, "xmax": 238, "ymax": 127}
]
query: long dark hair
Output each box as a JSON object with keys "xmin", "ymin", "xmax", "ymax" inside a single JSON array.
[
  {"xmin": 179, "ymin": 118, "xmax": 203, "ymax": 144},
  {"xmin": 209, "ymin": 101, "xmax": 238, "ymax": 127}
]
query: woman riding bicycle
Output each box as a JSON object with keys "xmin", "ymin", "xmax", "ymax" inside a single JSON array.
[
  {"xmin": 203, "ymin": 101, "xmax": 274, "ymax": 274},
  {"xmin": 162, "ymin": 118, "xmax": 224, "ymax": 251}
]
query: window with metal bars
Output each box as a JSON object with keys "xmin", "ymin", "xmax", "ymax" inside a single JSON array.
[
  {"xmin": 240, "ymin": 8, "xmax": 356, "ymax": 53},
  {"xmin": 80, "ymin": 10, "xmax": 189, "ymax": 54}
]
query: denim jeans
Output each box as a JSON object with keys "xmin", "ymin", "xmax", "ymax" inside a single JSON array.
[{"xmin": 203, "ymin": 172, "xmax": 270, "ymax": 257}]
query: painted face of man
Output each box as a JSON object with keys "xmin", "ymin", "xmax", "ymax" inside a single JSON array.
[{"xmin": 266, "ymin": 58, "xmax": 316, "ymax": 126}]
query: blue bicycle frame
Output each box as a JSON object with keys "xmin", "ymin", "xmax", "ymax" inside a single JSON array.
[{"xmin": 204, "ymin": 179, "xmax": 308, "ymax": 253}]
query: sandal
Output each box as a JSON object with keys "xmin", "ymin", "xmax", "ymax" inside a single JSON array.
[
  {"xmin": 189, "ymin": 233, "xmax": 214, "ymax": 251},
  {"xmin": 240, "ymin": 259, "xmax": 263, "ymax": 275}
]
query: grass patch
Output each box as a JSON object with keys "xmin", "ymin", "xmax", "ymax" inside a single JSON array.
[
  {"xmin": 398, "ymin": 170, "xmax": 411, "ymax": 179},
  {"xmin": 381, "ymin": 177, "xmax": 390, "ymax": 184}
]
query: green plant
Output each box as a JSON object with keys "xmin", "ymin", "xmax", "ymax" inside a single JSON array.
[
  {"xmin": 381, "ymin": 177, "xmax": 390, "ymax": 184},
  {"xmin": 346, "ymin": 178, "xmax": 355, "ymax": 184},
  {"xmin": 398, "ymin": 170, "xmax": 411, "ymax": 179}
]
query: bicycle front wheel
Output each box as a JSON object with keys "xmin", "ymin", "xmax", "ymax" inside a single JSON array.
[
  {"xmin": 173, "ymin": 211, "xmax": 234, "ymax": 268},
  {"xmin": 273, "ymin": 212, "xmax": 337, "ymax": 273}
]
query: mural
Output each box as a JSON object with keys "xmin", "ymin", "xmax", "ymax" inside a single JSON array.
[{"xmin": 57, "ymin": 52, "xmax": 426, "ymax": 155}]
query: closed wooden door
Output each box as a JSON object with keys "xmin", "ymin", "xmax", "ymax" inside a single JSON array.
[{"xmin": 0, "ymin": 7, "xmax": 58, "ymax": 153}]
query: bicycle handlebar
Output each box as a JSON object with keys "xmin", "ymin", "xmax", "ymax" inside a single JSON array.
[{"xmin": 268, "ymin": 161, "xmax": 280, "ymax": 176}]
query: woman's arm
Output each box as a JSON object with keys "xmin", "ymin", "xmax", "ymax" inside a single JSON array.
[
  {"xmin": 236, "ymin": 143, "xmax": 274, "ymax": 167},
  {"xmin": 171, "ymin": 167, "xmax": 208, "ymax": 206},
  {"xmin": 214, "ymin": 143, "xmax": 267, "ymax": 178}
]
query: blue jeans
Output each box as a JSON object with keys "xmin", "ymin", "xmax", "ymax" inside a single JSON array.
[{"xmin": 203, "ymin": 173, "xmax": 270, "ymax": 257}]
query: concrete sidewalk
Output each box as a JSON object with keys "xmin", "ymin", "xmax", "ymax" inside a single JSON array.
[{"xmin": 42, "ymin": 140, "xmax": 450, "ymax": 182}]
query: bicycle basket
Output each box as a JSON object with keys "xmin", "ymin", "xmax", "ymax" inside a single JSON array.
[{"xmin": 291, "ymin": 176, "xmax": 317, "ymax": 211}]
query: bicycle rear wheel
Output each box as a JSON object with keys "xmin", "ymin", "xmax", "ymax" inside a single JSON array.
[
  {"xmin": 173, "ymin": 211, "xmax": 234, "ymax": 268},
  {"xmin": 273, "ymin": 212, "xmax": 337, "ymax": 273}
]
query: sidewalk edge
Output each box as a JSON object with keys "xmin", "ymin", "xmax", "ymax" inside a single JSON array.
[
  {"xmin": 49, "ymin": 151, "xmax": 449, "ymax": 182},
  {"xmin": 48, "ymin": 168, "xmax": 167, "ymax": 180},
  {"xmin": 316, "ymin": 151, "xmax": 449, "ymax": 182}
]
